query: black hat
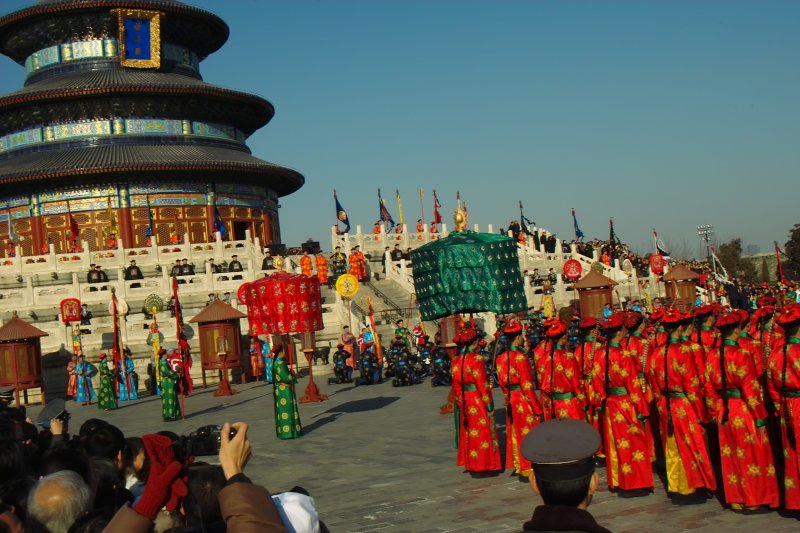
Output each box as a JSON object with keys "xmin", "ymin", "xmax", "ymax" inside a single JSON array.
[
  {"xmin": 520, "ymin": 418, "xmax": 600, "ymax": 482},
  {"xmin": 37, "ymin": 398, "xmax": 66, "ymax": 424}
]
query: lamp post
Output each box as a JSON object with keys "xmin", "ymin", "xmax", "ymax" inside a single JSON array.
[{"xmin": 697, "ymin": 224, "xmax": 716, "ymax": 301}]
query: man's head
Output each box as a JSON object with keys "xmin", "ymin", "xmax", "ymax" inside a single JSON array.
[
  {"xmin": 83, "ymin": 423, "xmax": 126, "ymax": 470},
  {"xmin": 129, "ymin": 260, "xmax": 136, "ymax": 266},
  {"xmin": 27, "ymin": 470, "xmax": 91, "ymax": 533},
  {"xmin": 521, "ymin": 418, "xmax": 601, "ymax": 510}
]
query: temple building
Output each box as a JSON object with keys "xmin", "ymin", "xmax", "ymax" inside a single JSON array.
[{"xmin": 0, "ymin": 0, "xmax": 304, "ymax": 255}]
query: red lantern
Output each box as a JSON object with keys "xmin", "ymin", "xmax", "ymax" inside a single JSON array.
[
  {"xmin": 246, "ymin": 272, "xmax": 323, "ymax": 335},
  {"xmin": 563, "ymin": 259, "xmax": 582, "ymax": 281},
  {"xmin": 649, "ymin": 254, "xmax": 664, "ymax": 275}
]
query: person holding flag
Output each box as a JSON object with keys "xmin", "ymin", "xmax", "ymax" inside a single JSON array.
[
  {"xmin": 144, "ymin": 197, "xmax": 155, "ymax": 246},
  {"xmin": 431, "ymin": 189, "xmax": 443, "ymax": 232},
  {"xmin": 333, "ymin": 190, "xmax": 350, "ymax": 234},
  {"xmin": 378, "ymin": 189, "xmax": 395, "ymax": 232}
]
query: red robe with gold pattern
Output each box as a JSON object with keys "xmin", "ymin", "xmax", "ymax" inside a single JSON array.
[
  {"xmin": 534, "ymin": 340, "xmax": 585, "ymax": 421},
  {"xmin": 315, "ymin": 255, "xmax": 328, "ymax": 284},
  {"xmin": 766, "ymin": 337, "xmax": 800, "ymax": 509},
  {"xmin": 349, "ymin": 252, "xmax": 367, "ymax": 281},
  {"xmin": 451, "ymin": 351, "xmax": 502, "ymax": 472},
  {"xmin": 705, "ymin": 339, "xmax": 779, "ymax": 508},
  {"xmin": 496, "ymin": 347, "xmax": 542, "ymax": 475},
  {"xmin": 647, "ymin": 338, "xmax": 716, "ymax": 495},
  {"xmin": 590, "ymin": 341, "xmax": 653, "ymax": 491},
  {"xmin": 300, "ymin": 255, "xmax": 312, "ymax": 277}
]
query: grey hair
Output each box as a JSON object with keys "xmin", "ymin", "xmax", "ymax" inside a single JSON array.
[{"xmin": 27, "ymin": 470, "xmax": 91, "ymax": 533}]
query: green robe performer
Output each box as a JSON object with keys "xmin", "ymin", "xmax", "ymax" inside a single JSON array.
[
  {"xmin": 158, "ymin": 348, "xmax": 181, "ymax": 421},
  {"xmin": 272, "ymin": 345, "xmax": 302, "ymax": 439},
  {"xmin": 97, "ymin": 352, "xmax": 117, "ymax": 411}
]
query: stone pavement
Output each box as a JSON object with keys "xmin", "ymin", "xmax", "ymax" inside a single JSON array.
[{"xmin": 25, "ymin": 366, "xmax": 800, "ymax": 533}]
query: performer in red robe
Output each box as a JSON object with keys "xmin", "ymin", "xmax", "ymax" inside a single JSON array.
[
  {"xmin": 341, "ymin": 325, "xmax": 356, "ymax": 369},
  {"xmin": 451, "ymin": 326, "xmax": 502, "ymax": 473},
  {"xmin": 348, "ymin": 246, "xmax": 367, "ymax": 281},
  {"xmin": 315, "ymin": 252, "xmax": 328, "ymax": 284},
  {"xmin": 249, "ymin": 335, "xmax": 263, "ymax": 381},
  {"xmin": 575, "ymin": 318, "xmax": 601, "ymax": 438},
  {"xmin": 622, "ymin": 311, "xmax": 656, "ymax": 464},
  {"xmin": 534, "ymin": 319, "xmax": 585, "ymax": 422},
  {"xmin": 647, "ymin": 309, "xmax": 716, "ymax": 497},
  {"xmin": 496, "ymin": 319, "xmax": 542, "ymax": 477},
  {"xmin": 591, "ymin": 312, "xmax": 653, "ymax": 495},
  {"xmin": 299, "ymin": 250, "xmax": 313, "ymax": 277},
  {"xmin": 766, "ymin": 304, "xmax": 800, "ymax": 510},
  {"xmin": 705, "ymin": 310, "xmax": 779, "ymax": 511}
]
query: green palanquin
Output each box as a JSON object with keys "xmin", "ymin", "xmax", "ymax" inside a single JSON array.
[
  {"xmin": 159, "ymin": 357, "xmax": 181, "ymax": 421},
  {"xmin": 273, "ymin": 356, "xmax": 302, "ymax": 439},
  {"xmin": 97, "ymin": 360, "xmax": 117, "ymax": 410},
  {"xmin": 409, "ymin": 230, "xmax": 527, "ymax": 321}
]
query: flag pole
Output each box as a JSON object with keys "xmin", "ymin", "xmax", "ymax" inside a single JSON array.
[{"xmin": 419, "ymin": 188, "xmax": 425, "ymax": 232}]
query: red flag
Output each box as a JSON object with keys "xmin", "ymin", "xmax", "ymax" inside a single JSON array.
[
  {"xmin": 432, "ymin": 190, "xmax": 442, "ymax": 225},
  {"xmin": 67, "ymin": 205, "xmax": 79, "ymax": 241}
]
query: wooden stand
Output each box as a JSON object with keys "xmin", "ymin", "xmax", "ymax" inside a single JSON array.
[
  {"xmin": 213, "ymin": 352, "xmax": 237, "ymax": 397},
  {"xmin": 299, "ymin": 348, "xmax": 327, "ymax": 403}
]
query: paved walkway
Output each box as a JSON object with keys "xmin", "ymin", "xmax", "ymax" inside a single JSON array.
[{"xmin": 26, "ymin": 366, "xmax": 800, "ymax": 532}]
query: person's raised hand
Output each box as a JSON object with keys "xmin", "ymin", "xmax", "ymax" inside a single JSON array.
[{"xmin": 219, "ymin": 422, "xmax": 251, "ymax": 480}]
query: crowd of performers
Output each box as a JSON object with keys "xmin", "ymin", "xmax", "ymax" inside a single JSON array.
[
  {"xmin": 450, "ymin": 297, "xmax": 800, "ymax": 514},
  {"xmin": 326, "ymin": 320, "xmax": 457, "ymax": 388}
]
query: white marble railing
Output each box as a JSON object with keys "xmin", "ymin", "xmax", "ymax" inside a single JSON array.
[
  {"xmin": 331, "ymin": 222, "xmax": 498, "ymax": 257},
  {"xmin": 0, "ymin": 230, "xmax": 259, "ymax": 280}
]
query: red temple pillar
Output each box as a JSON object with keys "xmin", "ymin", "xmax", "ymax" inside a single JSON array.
[
  {"xmin": 30, "ymin": 196, "xmax": 43, "ymax": 255},
  {"xmin": 206, "ymin": 188, "xmax": 216, "ymax": 241},
  {"xmin": 118, "ymin": 187, "xmax": 134, "ymax": 248},
  {"xmin": 261, "ymin": 210, "xmax": 272, "ymax": 245}
]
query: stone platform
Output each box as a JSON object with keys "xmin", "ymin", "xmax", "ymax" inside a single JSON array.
[{"xmin": 25, "ymin": 368, "xmax": 800, "ymax": 532}]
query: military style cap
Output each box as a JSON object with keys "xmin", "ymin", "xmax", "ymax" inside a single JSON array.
[
  {"xmin": 37, "ymin": 397, "xmax": 66, "ymax": 424},
  {"xmin": 0, "ymin": 386, "xmax": 14, "ymax": 401},
  {"xmin": 521, "ymin": 418, "xmax": 601, "ymax": 482}
]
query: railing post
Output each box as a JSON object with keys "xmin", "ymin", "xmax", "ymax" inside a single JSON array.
[
  {"xmin": 25, "ymin": 276, "xmax": 34, "ymax": 306},
  {"xmin": 487, "ymin": 224, "xmax": 494, "ymax": 234},
  {"xmin": 441, "ymin": 223, "xmax": 448, "ymax": 237},
  {"xmin": 118, "ymin": 268, "xmax": 127, "ymax": 298},
  {"xmin": 215, "ymin": 231, "xmax": 223, "ymax": 257},
  {"xmin": 355, "ymin": 225, "xmax": 364, "ymax": 252}
]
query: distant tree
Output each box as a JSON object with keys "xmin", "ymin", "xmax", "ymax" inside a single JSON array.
[
  {"xmin": 783, "ymin": 223, "xmax": 800, "ymax": 281},
  {"xmin": 760, "ymin": 257, "xmax": 770, "ymax": 283},
  {"xmin": 717, "ymin": 238, "xmax": 757, "ymax": 283}
]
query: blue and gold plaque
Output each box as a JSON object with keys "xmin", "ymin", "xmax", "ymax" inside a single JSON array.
[{"xmin": 112, "ymin": 9, "xmax": 162, "ymax": 69}]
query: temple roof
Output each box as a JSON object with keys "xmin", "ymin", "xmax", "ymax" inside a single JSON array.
[
  {"xmin": 0, "ymin": 315, "xmax": 48, "ymax": 341},
  {"xmin": 0, "ymin": 69, "xmax": 272, "ymax": 135},
  {"xmin": 189, "ymin": 299, "xmax": 247, "ymax": 323},
  {"xmin": 0, "ymin": 143, "xmax": 304, "ymax": 196},
  {"xmin": 573, "ymin": 270, "xmax": 616, "ymax": 289},
  {"xmin": 662, "ymin": 264, "xmax": 701, "ymax": 282},
  {"xmin": 0, "ymin": 0, "xmax": 228, "ymax": 63}
]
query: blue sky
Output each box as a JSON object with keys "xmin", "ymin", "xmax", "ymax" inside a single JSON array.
[{"xmin": 1, "ymin": 0, "xmax": 798, "ymax": 255}]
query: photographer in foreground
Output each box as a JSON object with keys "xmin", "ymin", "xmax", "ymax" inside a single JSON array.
[{"xmin": 103, "ymin": 422, "xmax": 287, "ymax": 532}]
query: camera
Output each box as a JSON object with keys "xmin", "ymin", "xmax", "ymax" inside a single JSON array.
[{"xmin": 183, "ymin": 425, "xmax": 238, "ymax": 456}]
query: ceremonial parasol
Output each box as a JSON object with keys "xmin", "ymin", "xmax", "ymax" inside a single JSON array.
[
  {"xmin": 238, "ymin": 271, "xmax": 326, "ymax": 402},
  {"xmin": 409, "ymin": 210, "xmax": 526, "ymax": 321}
]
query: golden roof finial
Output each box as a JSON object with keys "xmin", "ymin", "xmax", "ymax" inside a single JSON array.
[{"xmin": 453, "ymin": 206, "xmax": 467, "ymax": 232}]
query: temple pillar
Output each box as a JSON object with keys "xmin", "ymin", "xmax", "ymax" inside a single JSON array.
[
  {"xmin": 118, "ymin": 186, "xmax": 134, "ymax": 247},
  {"xmin": 261, "ymin": 210, "xmax": 272, "ymax": 245},
  {"xmin": 206, "ymin": 186, "xmax": 216, "ymax": 242},
  {"xmin": 30, "ymin": 196, "xmax": 43, "ymax": 255}
]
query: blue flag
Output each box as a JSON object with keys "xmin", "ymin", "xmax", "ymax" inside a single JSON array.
[
  {"xmin": 144, "ymin": 198, "xmax": 154, "ymax": 238},
  {"xmin": 213, "ymin": 206, "xmax": 227, "ymax": 240},
  {"xmin": 572, "ymin": 209, "xmax": 584, "ymax": 241},
  {"xmin": 378, "ymin": 189, "xmax": 395, "ymax": 230},
  {"xmin": 334, "ymin": 190, "xmax": 350, "ymax": 233}
]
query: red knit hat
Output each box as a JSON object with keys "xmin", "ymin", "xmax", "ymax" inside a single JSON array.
[
  {"xmin": 623, "ymin": 311, "xmax": 643, "ymax": 330},
  {"xmin": 757, "ymin": 295, "xmax": 777, "ymax": 308},
  {"xmin": 455, "ymin": 328, "xmax": 478, "ymax": 346},
  {"xmin": 714, "ymin": 311, "xmax": 740, "ymax": 330},
  {"xmin": 649, "ymin": 308, "xmax": 666, "ymax": 323},
  {"xmin": 601, "ymin": 312, "xmax": 625, "ymax": 331},
  {"xmin": 735, "ymin": 309, "xmax": 750, "ymax": 325},
  {"xmin": 544, "ymin": 320, "xmax": 568, "ymax": 338},
  {"xmin": 578, "ymin": 317, "xmax": 598, "ymax": 330},
  {"xmin": 660, "ymin": 308, "xmax": 684, "ymax": 325},
  {"xmin": 775, "ymin": 304, "xmax": 800, "ymax": 326},
  {"xmin": 504, "ymin": 319, "xmax": 523, "ymax": 334},
  {"xmin": 694, "ymin": 305, "xmax": 715, "ymax": 317}
]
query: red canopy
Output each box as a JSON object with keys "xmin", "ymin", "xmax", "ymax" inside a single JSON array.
[{"xmin": 239, "ymin": 272, "xmax": 323, "ymax": 335}]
